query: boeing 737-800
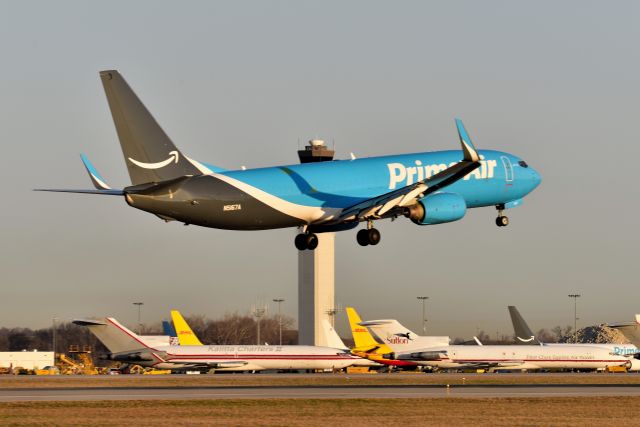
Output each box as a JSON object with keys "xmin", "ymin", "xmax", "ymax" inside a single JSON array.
[
  {"xmin": 361, "ymin": 319, "xmax": 631, "ymax": 371},
  {"xmin": 74, "ymin": 317, "xmax": 359, "ymax": 372},
  {"xmin": 39, "ymin": 70, "xmax": 541, "ymax": 250}
]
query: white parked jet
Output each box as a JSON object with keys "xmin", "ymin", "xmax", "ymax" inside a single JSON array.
[
  {"xmin": 74, "ymin": 317, "xmax": 359, "ymax": 371},
  {"xmin": 508, "ymin": 305, "xmax": 640, "ymax": 371},
  {"xmin": 361, "ymin": 319, "xmax": 631, "ymax": 371}
]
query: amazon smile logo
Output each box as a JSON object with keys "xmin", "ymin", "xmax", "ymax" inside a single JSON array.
[{"xmin": 128, "ymin": 151, "xmax": 179, "ymax": 169}]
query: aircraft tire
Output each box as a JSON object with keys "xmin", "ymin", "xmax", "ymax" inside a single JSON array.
[
  {"xmin": 367, "ymin": 228, "xmax": 381, "ymax": 245},
  {"xmin": 356, "ymin": 229, "xmax": 370, "ymax": 246},
  {"xmin": 496, "ymin": 216, "xmax": 509, "ymax": 227},
  {"xmin": 295, "ymin": 233, "xmax": 308, "ymax": 250},
  {"xmin": 306, "ymin": 233, "xmax": 319, "ymax": 250}
]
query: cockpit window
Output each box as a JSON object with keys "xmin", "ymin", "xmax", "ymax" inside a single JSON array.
[{"xmin": 518, "ymin": 160, "xmax": 528, "ymax": 168}]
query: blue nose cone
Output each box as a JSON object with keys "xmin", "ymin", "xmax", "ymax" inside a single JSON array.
[{"xmin": 528, "ymin": 167, "xmax": 542, "ymax": 193}]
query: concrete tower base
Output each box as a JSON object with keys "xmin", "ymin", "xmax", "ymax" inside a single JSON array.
[{"xmin": 298, "ymin": 232, "xmax": 335, "ymax": 346}]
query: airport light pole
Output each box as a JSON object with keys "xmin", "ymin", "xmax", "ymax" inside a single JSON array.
[
  {"xmin": 133, "ymin": 302, "xmax": 144, "ymax": 334},
  {"xmin": 417, "ymin": 296, "xmax": 429, "ymax": 334},
  {"xmin": 252, "ymin": 304, "xmax": 266, "ymax": 345},
  {"xmin": 568, "ymin": 294, "xmax": 581, "ymax": 343},
  {"xmin": 52, "ymin": 317, "xmax": 58, "ymax": 361},
  {"xmin": 273, "ymin": 298, "xmax": 284, "ymax": 346}
]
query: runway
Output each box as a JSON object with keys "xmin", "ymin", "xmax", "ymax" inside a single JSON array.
[{"xmin": 2, "ymin": 384, "xmax": 640, "ymax": 401}]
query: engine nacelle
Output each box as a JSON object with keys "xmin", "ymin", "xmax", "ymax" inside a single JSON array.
[{"xmin": 406, "ymin": 193, "xmax": 467, "ymax": 225}]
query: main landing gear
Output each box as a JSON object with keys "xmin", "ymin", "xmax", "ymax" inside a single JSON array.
[
  {"xmin": 295, "ymin": 232, "xmax": 318, "ymax": 251},
  {"xmin": 357, "ymin": 222, "xmax": 381, "ymax": 246},
  {"xmin": 495, "ymin": 204, "xmax": 509, "ymax": 227}
]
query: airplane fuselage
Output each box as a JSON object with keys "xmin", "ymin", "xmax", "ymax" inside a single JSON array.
[
  {"xmin": 403, "ymin": 344, "xmax": 629, "ymax": 371},
  {"xmin": 126, "ymin": 344, "xmax": 358, "ymax": 371},
  {"xmin": 125, "ymin": 149, "xmax": 540, "ymax": 231}
]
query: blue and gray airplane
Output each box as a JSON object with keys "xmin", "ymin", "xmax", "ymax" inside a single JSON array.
[{"xmin": 39, "ymin": 70, "xmax": 541, "ymax": 250}]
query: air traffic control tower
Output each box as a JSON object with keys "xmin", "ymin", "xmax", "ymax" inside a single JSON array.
[{"xmin": 297, "ymin": 140, "xmax": 336, "ymax": 346}]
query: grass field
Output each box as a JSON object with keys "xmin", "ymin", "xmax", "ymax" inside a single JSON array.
[
  {"xmin": 1, "ymin": 372, "xmax": 640, "ymax": 388},
  {"xmin": 1, "ymin": 397, "xmax": 640, "ymax": 426}
]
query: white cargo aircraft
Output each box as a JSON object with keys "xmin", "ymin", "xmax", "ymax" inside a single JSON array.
[
  {"xmin": 360, "ymin": 319, "xmax": 631, "ymax": 371},
  {"xmin": 74, "ymin": 317, "xmax": 359, "ymax": 371},
  {"xmin": 508, "ymin": 305, "xmax": 640, "ymax": 371}
]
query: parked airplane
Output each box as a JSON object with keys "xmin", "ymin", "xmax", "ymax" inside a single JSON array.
[
  {"xmin": 38, "ymin": 70, "xmax": 541, "ymax": 250},
  {"xmin": 609, "ymin": 315, "xmax": 640, "ymax": 347},
  {"xmin": 361, "ymin": 319, "xmax": 631, "ymax": 371},
  {"xmin": 508, "ymin": 305, "xmax": 640, "ymax": 370},
  {"xmin": 346, "ymin": 307, "xmax": 417, "ymax": 368},
  {"xmin": 170, "ymin": 310, "xmax": 203, "ymax": 346},
  {"xmin": 74, "ymin": 317, "xmax": 359, "ymax": 371}
]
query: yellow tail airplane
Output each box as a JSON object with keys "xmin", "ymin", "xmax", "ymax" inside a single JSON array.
[
  {"xmin": 170, "ymin": 310, "xmax": 204, "ymax": 346},
  {"xmin": 346, "ymin": 307, "xmax": 417, "ymax": 367}
]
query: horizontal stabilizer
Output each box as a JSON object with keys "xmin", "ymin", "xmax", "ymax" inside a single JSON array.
[
  {"xmin": 73, "ymin": 319, "xmax": 107, "ymax": 326},
  {"xmin": 34, "ymin": 189, "xmax": 124, "ymax": 195}
]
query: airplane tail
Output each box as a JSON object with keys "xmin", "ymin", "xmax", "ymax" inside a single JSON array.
[
  {"xmin": 360, "ymin": 319, "xmax": 449, "ymax": 353},
  {"xmin": 170, "ymin": 310, "xmax": 204, "ymax": 346},
  {"xmin": 99, "ymin": 70, "xmax": 211, "ymax": 185},
  {"xmin": 508, "ymin": 306, "xmax": 540, "ymax": 345},
  {"xmin": 73, "ymin": 317, "xmax": 152, "ymax": 353},
  {"xmin": 346, "ymin": 307, "xmax": 383, "ymax": 351},
  {"xmin": 321, "ymin": 320, "xmax": 348, "ymax": 350}
]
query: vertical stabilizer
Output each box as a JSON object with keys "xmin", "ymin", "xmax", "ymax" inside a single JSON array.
[
  {"xmin": 170, "ymin": 310, "xmax": 204, "ymax": 346},
  {"xmin": 99, "ymin": 70, "xmax": 203, "ymax": 185},
  {"xmin": 73, "ymin": 317, "xmax": 151, "ymax": 353},
  {"xmin": 508, "ymin": 306, "xmax": 540, "ymax": 345},
  {"xmin": 321, "ymin": 320, "xmax": 347, "ymax": 350},
  {"xmin": 360, "ymin": 319, "xmax": 449, "ymax": 352},
  {"xmin": 346, "ymin": 307, "xmax": 382, "ymax": 351}
]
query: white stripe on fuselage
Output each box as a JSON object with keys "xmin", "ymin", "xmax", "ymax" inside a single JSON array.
[{"xmin": 211, "ymin": 173, "xmax": 341, "ymax": 223}]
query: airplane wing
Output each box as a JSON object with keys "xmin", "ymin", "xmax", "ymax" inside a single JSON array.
[
  {"xmin": 329, "ymin": 119, "xmax": 481, "ymax": 224},
  {"xmin": 173, "ymin": 360, "xmax": 250, "ymax": 369},
  {"xmin": 454, "ymin": 361, "xmax": 525, "ymax": 370}
]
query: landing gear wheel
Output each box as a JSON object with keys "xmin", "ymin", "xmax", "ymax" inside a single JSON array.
[
  {"xmin": 357, "ymin": 229, "xmax": 370, "ymax": 246},
  {"xmin": 295, "ymin": 233, "xmax": 308, "ymax": 250},
  {"xmin": 367, "ymin": 228, "xmax": 381, "ymax": 245},
  {"xmin": 305, "ymin": 233, "xmax": 319, "ymax": 250},
  {"xmin": 496, "ymin": 216, "xmax": 509, "ymax": 227}
]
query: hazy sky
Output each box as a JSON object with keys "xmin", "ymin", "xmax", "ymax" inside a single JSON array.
[{"xmin": 1, "ymin": 1, "xmax": 639, "ymax": 339}]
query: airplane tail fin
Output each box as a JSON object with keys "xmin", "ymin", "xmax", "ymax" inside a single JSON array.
[
  {"xmin": 162, "ymin": 320, "xmax": 178, "ymax": 345},
  {"xmin": 170, "ymin": 310, "xmax": 204, "ymax": 346},
  {"xmin": 508, "ymin": 306, "xmax": 540, "ymax": 345},
  {"xmin": 99, "ymin": 70, "xmax": 212, "ymax": 185},
  {"xmin": 321, "ymin": 320, "xmax": 348, "ymax": 350},
  {"xmin": 360, "ymin": 319, "xmax": 449, "ymax": 352},
  {"xmin": 346, "ymin": 307, "xmax": 382, "ymax": 351},
  {"xmin": 73, "ymin": 317, "xmax": 151, "ymax": 353}
]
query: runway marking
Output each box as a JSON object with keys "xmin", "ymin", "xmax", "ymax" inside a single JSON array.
[{"xmin": 2, "ymin": 385, "xmax": 640, "ymax": 401}]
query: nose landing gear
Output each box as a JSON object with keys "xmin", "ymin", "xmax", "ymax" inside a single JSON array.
[{"xmin": 495, "ymin": 204, "xmax": 509, "ymax": 227}]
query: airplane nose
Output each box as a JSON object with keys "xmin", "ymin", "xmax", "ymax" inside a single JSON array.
[{"xmin": 531, "ymin": 167, "xmax": 541, "ymax": 189}]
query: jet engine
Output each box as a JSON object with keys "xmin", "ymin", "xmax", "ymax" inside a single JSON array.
[{"xmin": 406, "ymin": 193, "xmax": 467, "ymax": 225}]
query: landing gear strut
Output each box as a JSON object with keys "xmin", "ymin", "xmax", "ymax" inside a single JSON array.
[
  {"xmin": 357, "ymin": 221, "xmax": 381, "ymax": 246},
  {"xmin": 295, "ymin": 232, "xmax": 318, "ymax": 251},
  {"xmin": 495, "ymin": 204, "xmax": 509, "ymax": 227}
]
